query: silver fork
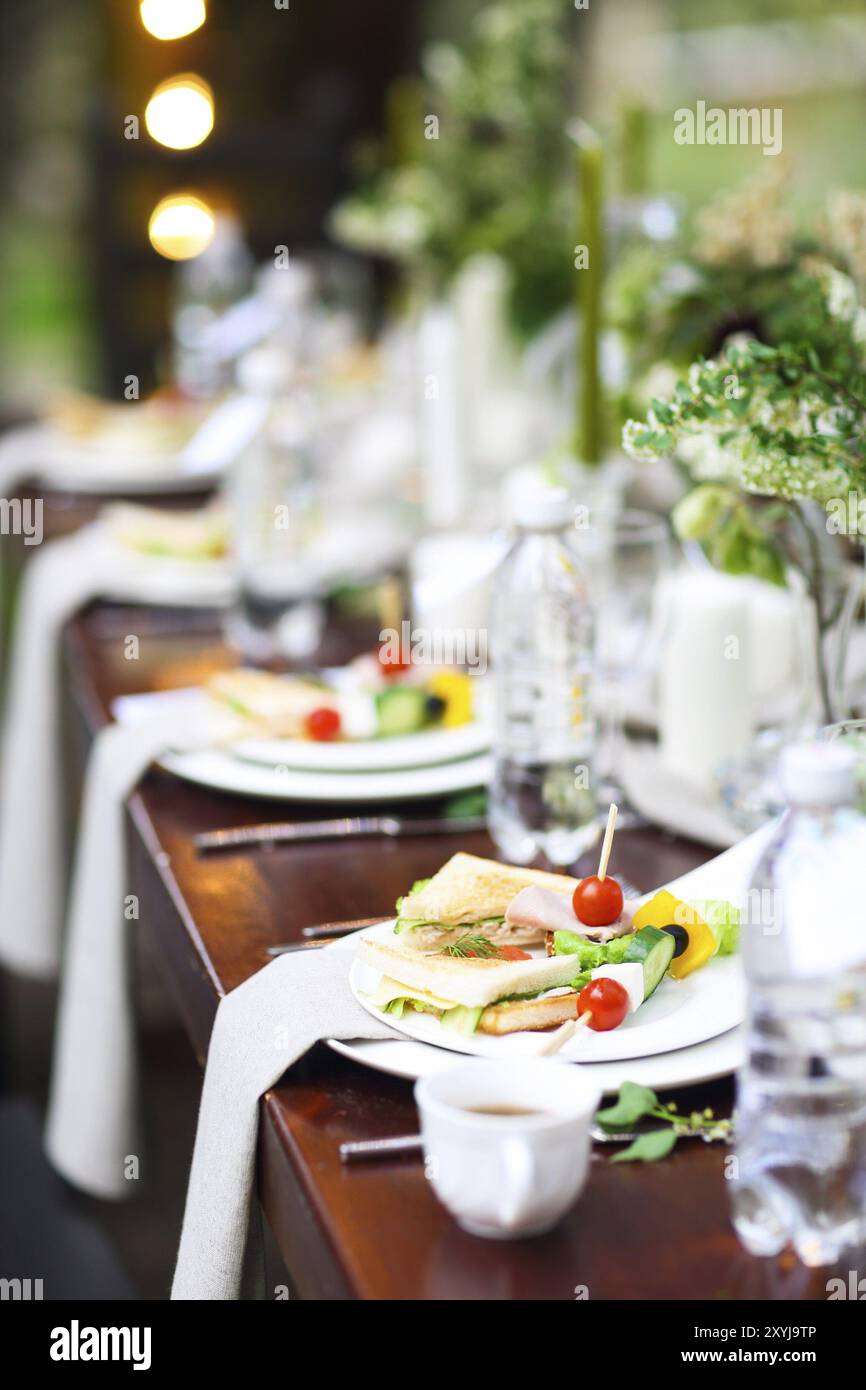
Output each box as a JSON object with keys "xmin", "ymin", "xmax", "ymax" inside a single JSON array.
[{"xmin": 618, "ymin": 875, "xmax": 643, "ymax": 901}]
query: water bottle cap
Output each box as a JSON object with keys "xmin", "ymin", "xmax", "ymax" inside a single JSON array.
[
  {"xmin": 779, "ymin": 742, "xmax": 857, "ymax": 806},
  {"xmin": 506, "ymin": 470, "xmax": 574, "ymax": 529}
]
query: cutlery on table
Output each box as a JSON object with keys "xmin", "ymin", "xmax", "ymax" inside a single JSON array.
[
  {"xmin": 618, "ymin": 875, "xmax": 644, "ymax": 901},
  {"xmin": 195, "ymin": 814, "xmax": 487, "ymax": 854},
  {"xmin": 338, "ymin": 1127, "xmax": 650, "ymax": 1162},
  {"xmin": 266, "ymin": 941, "xmax": 330, "ymax": 956},
  {"xmin": 340, "ymin": 1135, "xmax": 423, "ymax": 1163},
  {"xmin": 266, "ymin": 917, "xmax": 388, "ymax": 955},
  {"xmin": 302, "ymin": 917, "xmax": 388, "ymax": 939}
]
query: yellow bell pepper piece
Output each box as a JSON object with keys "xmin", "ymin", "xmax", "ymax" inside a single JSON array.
[
  {"xmin": 632, "ymin": 890, "xmax": 716, "ymax": 979},
  {"xmin": 427, "ymin": 671, "xmax": 474, "ymax": 728}
]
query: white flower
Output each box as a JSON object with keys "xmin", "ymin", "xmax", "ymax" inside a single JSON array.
[
  {"xmin": 622, "ymin": 418, "xmax": 662, "ymax": 463},
  {"xmin": 677, "ymin": 431, "xmax": 740, "ymax": 483},
  {"xmin": 826, "ymin": 268, "xmax": 858, "ymax": 322}
]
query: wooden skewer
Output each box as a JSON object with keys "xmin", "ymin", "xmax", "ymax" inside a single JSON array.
[
  {"xmin": 539, "ymin": 1009, "xmax": 592, "ymax": 1055},
  {"xmin": 597, "ymin": 802, "xmax": 618, "ymax": 881}
]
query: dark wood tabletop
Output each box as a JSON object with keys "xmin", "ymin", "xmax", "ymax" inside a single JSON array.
[{"xmin": 58, "ymin": 601, "xmax": 848, "ymax": 1301}]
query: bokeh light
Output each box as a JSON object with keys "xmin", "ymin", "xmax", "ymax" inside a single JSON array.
[
  {"xmin": 145, "ymin": 75, "xmax": 214, "ymax": 150},
  {"xmin": 139, "ymin": 0, "xmax": 206, "ymax": 42},
  {"xmin": 148, "ymin": 194, "xmax": 216, "ymax": 260}
]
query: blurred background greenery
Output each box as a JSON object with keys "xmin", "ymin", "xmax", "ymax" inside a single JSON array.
[{"xmin": 1, "ymin": 0, "xmax": 864, "ymax": 403}]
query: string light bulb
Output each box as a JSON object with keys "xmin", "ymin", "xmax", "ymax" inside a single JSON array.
[
  {"xmin": 148, "ymin": 193, "xmax": 215, "ymax": 260},
  {"xmin": 139, "ymin": 0, "xmax": 206, "ymax": 42},
  {"xmin": 145, "ymin": 75, "xmax": 214, "ymax": 150}
]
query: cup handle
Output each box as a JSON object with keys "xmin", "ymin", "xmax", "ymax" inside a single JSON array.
[{"xmin": 496, "ymin": 1139, "xmax": 537, "ymax": 1232}]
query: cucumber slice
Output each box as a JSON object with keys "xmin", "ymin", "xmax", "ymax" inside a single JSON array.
[
  {"xmin": 375, "ymin": 686, "xmax": 430, "ymax": 738},
  {"xmin": 622, "ymin": 926, "xmax": 675, "ymax": 999}
]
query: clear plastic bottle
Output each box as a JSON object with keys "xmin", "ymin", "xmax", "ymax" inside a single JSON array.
[
  {"xmin": 731, "ymin": 742, "xmax": 866, "ymax": 1266},
  {"xmin": 225, "ymin": 346, "xmax": 322, "ymax": 663},
  {"xmin": 487, "ymin": 476, "xmax": 596, "ymax": 866}
]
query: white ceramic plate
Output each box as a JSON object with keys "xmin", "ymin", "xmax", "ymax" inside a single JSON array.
[
  {"xmin": 621, "ymin": 741, "xmax": 743, "ymax": 851},
  {"xmin": 160, "ymin": 748, "xmax": 492, "ymax": 803},
  {"xmin": 112, "ymin": 687, "xmax": 491, "ymax": 802},
  {"xmin": 325, "ymin": 822, "xmax": 775, "ymax": 1090},
  {"xmin": 1, "ymin": 424, "xmax": 226, "ymax": 495},
  {"xmin": 233, "ymin": 720, "xmax": 491, "ymax": 773},
  {"xmin": 349, "ymin": 920, "xmax": 744, "ymax": 1064},
  {"xmin": 328, "ymin": 1027, "xmax": 744, "ymax": 1094}
]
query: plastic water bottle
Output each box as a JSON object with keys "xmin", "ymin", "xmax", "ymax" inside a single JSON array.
[
  {"xmin": 731, "ymin": 742, "xmax": 866, "ymax": 1266},
  {"xmin": 487, "ymin": 475, "xmax": 596, "ymax": 866}
]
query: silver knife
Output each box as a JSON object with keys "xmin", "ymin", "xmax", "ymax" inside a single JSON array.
[
  {"xmin": 267, "ymin": 916, "xmax": 388, "ymax": 954},
  {"xmin": 340, "ymin": 1135, "xmax": 423, "ymax": 1163},
  {"xmin": 194, "ymin": 814, "xmax": 487, "ymax": 853}
]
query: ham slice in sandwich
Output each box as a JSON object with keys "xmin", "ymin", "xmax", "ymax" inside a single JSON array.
[{"xmin": 505, "ymin": 885, "xmax": 636, "ymax": 949}]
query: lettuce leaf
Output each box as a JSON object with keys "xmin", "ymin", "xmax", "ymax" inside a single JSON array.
[
  {"xmin": 691, "ymin": 899, "xmax": 741, "ymax": 955},
  {"xmin": 394, "ymin": 877, "xmax": 432, "ymax": 916}
]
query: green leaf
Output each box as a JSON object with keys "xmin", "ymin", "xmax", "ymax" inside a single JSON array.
[
  {"xmin": 671, "ymin": 484, "xmax": 731, "ymax": 542},
  {"xmin": 610, "ymin": 1129, "xmax": 678, "ymax": 1163},
  {"xmin": 595, "ymin": 1081, "xmax": 659, "ymax": 1129},
  {"xmin": 748, "ymin": 540, "xmax": 787, "ymax": 587},
  {"xmin": 650, "ymin": 399, "xmax": 674, "ymax": 425}
]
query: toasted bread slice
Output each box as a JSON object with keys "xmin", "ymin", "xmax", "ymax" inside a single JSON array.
[
  {"xmin": 399, "ymin": 853, "xmax": 579, "ymax": 930},
  {"xmin": 479, "ymin": 992, "xmax": 581, "ymax": 1035},
  {"xmin": 206, "ymin": 669, "xmax": 338, "ymax": 736},
  {"xmin": 357, "ymin": 934, "xmax": 580, "ymax": 1009}
]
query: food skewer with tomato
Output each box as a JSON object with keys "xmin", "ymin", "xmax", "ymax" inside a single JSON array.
[{"xmin": 572, "ymin": 803, "xmax": 625, "ymax": 928}]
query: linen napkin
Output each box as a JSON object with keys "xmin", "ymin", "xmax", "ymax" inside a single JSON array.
[
  {"xmin": 621, "ymin": 740, "xmax": 744, "ymax": 850},
  {"xmin": 0, "ymin": 528, "xmax": 114, "ymax": 977},
  {"xmin": 171, "ymin": 949, "xmax": 396, "ymax": 1301},
  {"xmin": 44, "ymin": 705, "xmax": 212, "ymax": 1198},
  {"xmin": 0, "ymin": 423, "xmax": 48, "ymax": 493},
  {"xmin": 0, "ymin": 522, "xmax": 232, "ymax": 979}
]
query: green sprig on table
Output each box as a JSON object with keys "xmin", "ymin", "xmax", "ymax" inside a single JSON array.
[{"xmin": 596, "ymin": 1082, "xmax": 733, "ymax": 1163}]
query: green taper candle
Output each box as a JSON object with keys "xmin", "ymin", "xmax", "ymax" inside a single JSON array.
[
  {"xmin": 574, "ymin": 122, "xmax": 603, "ymax": 465},
  {"xmin": 619, "ymin": 102, "xmax": 649, "ymax": 196}
]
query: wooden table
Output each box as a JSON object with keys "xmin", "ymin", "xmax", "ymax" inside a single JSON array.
[{"xmin": 60, "ymin": 602, "xmax": 847, "ymax": 1301}]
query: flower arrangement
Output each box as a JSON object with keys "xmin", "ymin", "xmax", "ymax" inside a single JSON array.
[
  {"xmin": 609, "ymin": 174, "xmax": 866, "ymax": 406},
  {"xmin": 329, "ymin": 0, "xmax": 576, "ymax": 340},
  {"xmin": 621, "ymin": 178, "xmax": 866, "ymax": 722}
]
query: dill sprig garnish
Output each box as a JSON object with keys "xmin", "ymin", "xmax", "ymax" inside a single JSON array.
[{"xmin": 438, "ymin": 932, "xmax": 501, "ymax": 960}]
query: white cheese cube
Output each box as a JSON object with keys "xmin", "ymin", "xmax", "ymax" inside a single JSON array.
[{"xmin": 590, "ymin": 962, "xmax": 644, "ymax": 1013}]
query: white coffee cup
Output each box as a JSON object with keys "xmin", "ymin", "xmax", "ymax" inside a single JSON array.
[{"xmin": 415, "ymin": 1058, "xmax": 600, "ymax": 1239}]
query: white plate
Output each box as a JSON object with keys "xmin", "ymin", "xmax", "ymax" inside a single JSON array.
[
  {"xmin": 112, "ymin": 687, "xmax": 491, "ymax": 802},
  {"xmin": 233, "ymin": 720, "xmax": 491, "ymax": 773},
  {"xmin": 329, "ymin": 827, "xmax": 777, "ymax": 1085},
  {"xmin": 1, "ymin": 424, "xmax": 225, "ymax": 495},
  {"xmin": 328, "ymin": 1027, "xmax": 744, "ymax": 1093},
  {"xmin": 349, "ymin": 920, "xmax": 744, "ymax": 1063},
  {"xmin": 621, "ymin": 741, "xmax": 743, "ymax": 851},
  {"xmin": 325, "ymin": 926, "xmax": 744, "ymax": 1092},
  {"xmin": 160, "ymin": 747, "xmax": 492, "ymax": 803}
]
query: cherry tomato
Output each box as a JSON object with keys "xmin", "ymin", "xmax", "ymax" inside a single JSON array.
[
  {"xmin": 577, "ymin": 977, "xmax": 629, "ymax": 1031},
  {"xmin": 304, "ymin": 706, "xmax": 342, "ymax": 742},
  {"xmin": 377, "ymin": 645, "xmax": 411, "ymax": 678},
  {"xmin": 572, "ymin": 875, "xmax": 624, "ymax": 928},
  {"xmin": 497, "ymin": 945, "xmax": 532, "ymax": 961}
]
